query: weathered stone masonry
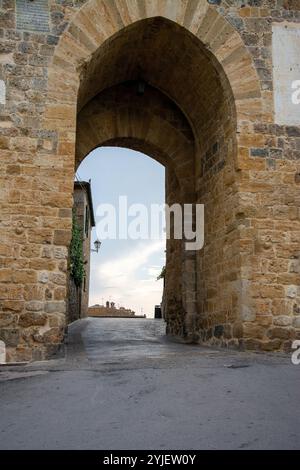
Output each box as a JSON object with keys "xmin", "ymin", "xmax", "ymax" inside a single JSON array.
[{"xmin": 0, "ymin": 0, "xmax": 299, "ymax": 361}]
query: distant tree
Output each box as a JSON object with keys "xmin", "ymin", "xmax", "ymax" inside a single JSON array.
[{"xmin": 157, "ymin": 265, "xmax": 166, "ymax": 281}]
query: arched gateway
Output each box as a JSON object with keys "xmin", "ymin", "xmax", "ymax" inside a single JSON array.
[{"xmin": 0, "ymin": 1, "xmax": 299, "ymax": 361}]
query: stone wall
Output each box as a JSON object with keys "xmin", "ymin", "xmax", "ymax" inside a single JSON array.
[{"xmin": 0, "ymin": 0, "xmax": 299, "ymax": 361}]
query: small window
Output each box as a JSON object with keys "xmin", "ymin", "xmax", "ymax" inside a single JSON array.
[
  {"xmin": 0, "ymin": 80, "xmax": 6, "ymax": 105},
  {"xmin": 0, "ymin": 340, "xmax": 6, "ymax": 364}
]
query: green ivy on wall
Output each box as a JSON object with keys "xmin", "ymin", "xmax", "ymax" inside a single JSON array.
[
  {"xmin": 157, "ymin": 265, "xmax": 166, "ymax": 281},
  {"xmin": 69, "ymin": 210, "xmax": 84, "ymax": 287}
]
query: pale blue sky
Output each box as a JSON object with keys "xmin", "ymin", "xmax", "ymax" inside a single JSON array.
[{"xmin": 77, "ymin": 147, "xmax": 166, "ymax": 317}]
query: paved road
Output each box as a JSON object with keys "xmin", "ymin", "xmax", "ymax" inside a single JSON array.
[{"xmin": 0, "ymin": 318, "xmax": 299, "ymax": 450}]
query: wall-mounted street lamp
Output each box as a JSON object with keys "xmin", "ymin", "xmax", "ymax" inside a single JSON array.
[{"xmin": 92, "ymin": 239, "xmax": 101, "ymax": 253}]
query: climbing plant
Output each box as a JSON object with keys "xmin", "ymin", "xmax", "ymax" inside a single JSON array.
[
  {"xmin": 157, "ymin": 265, "xmax": 166, "ymax": 281},
  {"xmin": 69, "ymin": 210, "xmax": 85, "ymax": 287}
]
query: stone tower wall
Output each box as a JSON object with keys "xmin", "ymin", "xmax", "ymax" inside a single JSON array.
[{"xmin": 0, "ymin": 0, "xmax": 299, "ymax": 361}]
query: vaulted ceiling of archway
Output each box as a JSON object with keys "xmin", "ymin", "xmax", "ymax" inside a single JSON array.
[
  {"xmin": 77, "ymin": 17, "xmax": 232, "ymax": 136},
  {"xmin": 76, "ymin": 81, "xmax": 195, "ymax": 194}
]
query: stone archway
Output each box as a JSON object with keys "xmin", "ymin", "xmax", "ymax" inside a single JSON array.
[
  {"xmin": 69, "ymin": 12, "xmax": 245, "ymax": 344},
  {"xmin": 76, "ymin": 77, "xmax": 196, "ymax": 339},
  {"xmin": 4, "ymin": 0, "xmax": 286, "ymax": 362}
]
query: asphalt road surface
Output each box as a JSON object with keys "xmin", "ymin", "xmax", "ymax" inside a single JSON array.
[{"xmin": 0, "ymin": 318, "xmax": 299, "ymax": 450}]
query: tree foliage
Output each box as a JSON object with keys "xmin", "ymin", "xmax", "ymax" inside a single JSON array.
[{"xmin": 157, "ymin": 265, "xmax": 166, "ymax": 281}]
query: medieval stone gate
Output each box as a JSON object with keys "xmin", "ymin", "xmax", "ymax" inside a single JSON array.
[{"xmin": 0, "ymin": 0, "xmax": 299, "ymax": 362}]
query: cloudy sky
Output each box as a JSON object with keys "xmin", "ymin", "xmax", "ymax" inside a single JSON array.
[{"xmin": 76, "ymin": 147, "xmax": 166, "ymax": 318}]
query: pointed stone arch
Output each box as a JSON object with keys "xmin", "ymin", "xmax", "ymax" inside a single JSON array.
[
  {"xmin": 45, "ymin": 0, "xmax": 262, "ymax": 127},
  {"xmin": 41, "ymin": 0, "xmax": 264, "ymax": 347},
  {"xmin": 2, "ymin": 1, "xmax": 299, "ymax": 362}
]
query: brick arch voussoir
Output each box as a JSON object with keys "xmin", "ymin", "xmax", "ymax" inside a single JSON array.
[{"xmin": 45, "ymin": 0, "xmax": 262, "ymax": 134}]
